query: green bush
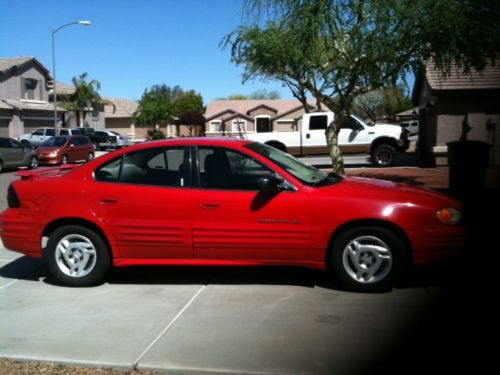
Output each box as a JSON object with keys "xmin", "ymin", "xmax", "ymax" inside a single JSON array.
[{"xmin": 147, "ymin": 129, "xmax": 166, "ymax": 140}]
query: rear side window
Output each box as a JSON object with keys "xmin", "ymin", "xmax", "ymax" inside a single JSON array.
[{"xmin": 94, "ymin": 147, "xmax": 188, "ymax": 187}]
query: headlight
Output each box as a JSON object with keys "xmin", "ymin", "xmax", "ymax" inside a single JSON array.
[{"xmin": 436, "ymin": 208, "xmax": 462, "ymax": 225}]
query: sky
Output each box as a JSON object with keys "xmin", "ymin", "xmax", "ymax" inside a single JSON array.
[{"xmin": 0, "ymin": 0, "xmax": 294, "ymax": 103}]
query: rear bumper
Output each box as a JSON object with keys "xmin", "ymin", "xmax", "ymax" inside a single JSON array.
[{"xmin": 0, "ymin": 210, "xmax": 43, "ymax": 258}]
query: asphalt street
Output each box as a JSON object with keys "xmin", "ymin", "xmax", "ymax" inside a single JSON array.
[{"xmin": 0, "ymin": 155, "xmax": 485, "ymax": 374}]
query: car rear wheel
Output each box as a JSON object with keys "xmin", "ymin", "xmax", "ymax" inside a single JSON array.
[
  {"xmin": 372, "ymin": 144, "xmax": 396, "ymax": 167},
  {"xmin": 61, "ymin": 154, "xmax": 68, "ymax": 164},
  {"xmin": 45, "ymin": 225, "xmax": 111, "ymax": 287},
  {"xmin": 28, "ymin": 155, "xmax": 38, "ymax": 169},
  {"xmin": 330, "ymin": 226, "xmax": 406, "ymax": 292},
  {"xmin": 20, "ymin": 140, "xmax": 31, "ymax": 148}
]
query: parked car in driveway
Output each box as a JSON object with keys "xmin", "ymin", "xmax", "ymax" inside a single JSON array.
[
  {"xmin": 35, "ymin": 135, "xmax": 95, "ymax": 165},
  {"xmin": 0, "ymin": 138, "xmax": 464, "ymax": 291},
  {"xmin": 95, "ymin": 130, "xmax": 130, "ymax": 149},
  {"xmin": 400, "ymin": 120, "xmax": 419, "ymax": 137},
  {"xmin": 18, "ymin": 127, "xmax": 83, "ymax": 147},
  {"xmin": 0, "ymin": 137, "xmax": 38, "ymax": 172}
]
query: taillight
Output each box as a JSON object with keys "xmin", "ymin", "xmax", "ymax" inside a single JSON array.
[{"xmin": 7, "ymin": 184, "xmax": 20, "ymax": 208}]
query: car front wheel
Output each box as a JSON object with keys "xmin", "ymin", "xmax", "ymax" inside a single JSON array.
[
  {"xmin": 330, "ymin": 226, "xmax": 406, "ymax": 292},
  {"xmin": 44, "ymin": 225, "xmax": 111, "ymax": 287}
]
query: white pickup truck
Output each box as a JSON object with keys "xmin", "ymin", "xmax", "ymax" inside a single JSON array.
[{"xmin": 245, "ymin": 112, "xmax": 409, "ymax": 166}]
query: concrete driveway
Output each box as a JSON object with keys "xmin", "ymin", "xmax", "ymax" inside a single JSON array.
[
  {"xmin": 0, "ymin": 168, "xmax": 447, "ymax": 374},
  {"xmin": 0, "ymin": 240, "xmax": 442, "ymax": 374}
]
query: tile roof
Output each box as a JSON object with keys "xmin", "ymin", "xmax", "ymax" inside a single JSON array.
[
  {"xmin": 425, "ymin": 62, "xmax": 500, "ymax": 90},
  {"xmin": 0, "ymin": 56, "xmax": 33, "ymax": 73},
  {"xmin": 205, "ymin": 99, "xmax": 318, "ymax": 119},
  {"xmin": 103, "ymin": 97, "xmax": 138, "ymax": 118},
  {"xmin": 0, "ymin": 56, "xmax": 50, "ymax": 76}
]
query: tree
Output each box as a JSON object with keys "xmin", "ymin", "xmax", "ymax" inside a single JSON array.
[
  {"xmin": 173, "ymin": 91, "xmax": 205, "ymax": 116},
  {"xmin": 248, "ymin": 89, "xmax": 282, "ymax": 99},
  {"xmin": 179, "ymin": 111, "xmax": 206, "ymax": 136},
  {"xmin": 134, "ymin": 87, "xmax": 175, "ymax": 128},
  {"xmin": 353, "ymin": 89, "xmax": 384, "ymax": 123},
  {"xmin": 61, "ymin": 72, "xmax": 115, "ymax": 128},
  {"xmin": 226, "ymin": 0, "xmax": 500, "ymax": 174},
  {"xmin": 383, "ymin": 85, "xmax": 413, "ymax": 121}
]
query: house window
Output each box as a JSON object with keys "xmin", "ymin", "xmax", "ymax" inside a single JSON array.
[
  {"xmin": 256, "ymin": 116, "xmax": 272, "ymax": 133},
  {"xmin": 232, "ymin": 120, "xmax": 246, "ymax": 134},
  {"xmin": 23, "ymin": 78, "xmax": 38, "ymax": 100},
  {"xmin": 210, "ymin": 120, "xmax": 223, "ymax": 133}
]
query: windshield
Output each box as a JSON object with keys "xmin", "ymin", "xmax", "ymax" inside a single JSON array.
[
  {"xmin": 41, "ymin": 137, "xmax": 67, "ymax": 147},
  {"xmin": 245, "ymin": 142, "xmax": 337, "ymax": 186}
]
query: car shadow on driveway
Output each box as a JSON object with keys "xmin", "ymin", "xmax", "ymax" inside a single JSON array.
[{"xmin": 0, "ymin": 255, "xmax": 46, "ymax": 282}]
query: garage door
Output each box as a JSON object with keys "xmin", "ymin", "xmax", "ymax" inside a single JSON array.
[{"xmin": 0, "ymin": 119, "xmax": 9, "ymax": 137}]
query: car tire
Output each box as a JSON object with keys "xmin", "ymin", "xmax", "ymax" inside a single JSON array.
[
  {"xmin": 61, "ymin": 154, "xmax": 68, "ymax": 165},
  {"xmin": 372, "ymin": 144, "xmax": 396, "ymax": 167},
  {"xmin": 28, "ymin": 155, "xmax": 38, "ymax": 169},
  {"xmin": 329, "ymin": 226, "xmax": 406, "ymax": 292},
  {"xmin": 87, "ymin": 152, "xmax": 95, "ymax": 161},
  {"xmin": 44, "ymin": 225, "xmax": 111, "ymax": 287}
]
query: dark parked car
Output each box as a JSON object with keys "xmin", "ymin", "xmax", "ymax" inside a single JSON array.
[
  {"xmin": 35, "ymin": 135, "xmax": 95, "ymax": 165},
  {"xmin": 0, "ymin": 137, "xmax": 38, "ymax": 172}
]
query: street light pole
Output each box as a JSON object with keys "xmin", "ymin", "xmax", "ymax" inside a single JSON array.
[{"xmin": 52, "ymin": 20, "xmax": 91, "ymax": 135}]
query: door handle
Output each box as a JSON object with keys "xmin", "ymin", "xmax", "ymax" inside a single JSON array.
[
  {"xmin": 306, "ymin": 133, "xmax": 310, "ymax": 139},
  {"xmin": 101, "ymin": 195, "xmax": 118, "ymax": 204},
  {"xmin": 200, "ymin": 202, "xmax": 221, "ymax": 209}
]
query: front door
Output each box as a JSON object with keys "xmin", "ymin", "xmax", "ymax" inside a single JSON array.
[
  {"xmin": 85, "ymin": 146, "xmax": 192, "ymax": 259},
  {"xmin": 191, "ymin": 146, "xmax": 311, "ymax": 261}
]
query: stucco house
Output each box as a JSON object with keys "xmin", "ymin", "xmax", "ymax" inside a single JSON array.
[
  {"xmin": 0, "ymin": 56, "xmax": 65, "ymax": 138},
  {"xmin": 412, "ymin": 63, "xmax": 500, "ymax": 166},
  {"xmin": 205, "ymin": 99, "xmax": 319, "ymax": 137}
]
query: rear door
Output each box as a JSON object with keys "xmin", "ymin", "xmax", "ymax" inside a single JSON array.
[{"xmin": 85, "ymin": 146, "xmax": 193, "ymax": 259}]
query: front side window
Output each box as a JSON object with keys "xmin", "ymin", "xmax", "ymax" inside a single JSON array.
[
  {"xmin": 8, "ymin": 139, "xmax": 21, "ymax": 148},
  {"xmin": 32, "ymin": 129, "xmax": 44, "ymax": 136},
  {"xmin": 23, "ymin": 78, "xmax": 38, "ymax": 100},
  {"xmin": 59, "ymin": 129, "xmax": 69, "ymax": 135},
  {"xmin": 46, "ymin": 129, "xmax": 55, "ymax": 136},
  {"xmin": 94, "ymin": 147, "xmax": 188, "ymax": 187},
  {"xmin": 198, "ymin": 146, "xmax": 273, "ymax": 190},
  {"xmin": 245, "ymin": 142, "xmax": 330, "ymax": 186}
]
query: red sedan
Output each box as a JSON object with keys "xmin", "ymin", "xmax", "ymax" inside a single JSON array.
[{"xmin": 0, "ymin": 138, "xmax": 464, "ymax": 291}]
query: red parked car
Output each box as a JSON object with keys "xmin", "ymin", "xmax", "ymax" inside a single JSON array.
[
  {"xmin": 35, "ymin": 135, "xmax": 95, "ymax": 165},
  {"xmin": 0, "ymin": 138, "xmax": 464, "ymax": 291}
]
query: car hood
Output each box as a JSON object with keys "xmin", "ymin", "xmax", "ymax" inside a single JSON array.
[
  {"xmin": 322, "ymin": 176, "xmax": 460, "ymax": 207},
  {"xmin": 36, "ymin": 146, "xmax": 61, "ymax": 153}
]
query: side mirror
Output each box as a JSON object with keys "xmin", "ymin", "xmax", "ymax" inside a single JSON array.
[{"xmin": 258, "ymin": 175, "xmax": 283, "ymax": 194}]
